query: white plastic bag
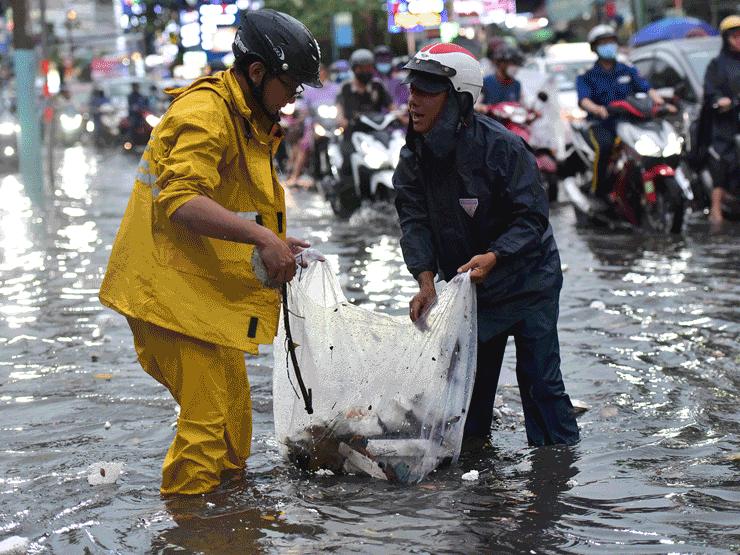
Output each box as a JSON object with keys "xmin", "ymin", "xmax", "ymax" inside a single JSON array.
[{"xmin": 273, "ymin": 255, "xmax": 477, "ymax": 483}]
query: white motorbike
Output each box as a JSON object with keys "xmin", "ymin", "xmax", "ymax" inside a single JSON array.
[{"xmin": 324, "ymin": 112, "xmax": 405, "ymax": 218}]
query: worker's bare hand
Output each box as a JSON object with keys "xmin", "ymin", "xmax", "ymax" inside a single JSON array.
[
  {"xmin": 410, "ymin": 286, "xmax": 436, "ymax": 323},
  {"xmin": 287, "ymin": 236, "xmax": 310, "ymax": 267},
  {"xmin": 458, "ymin": 252, "xmax": 497, "ymax": 284},
  {"xmin": 257, "ymin": 231, "xmax": 296, "ymax": 284}
]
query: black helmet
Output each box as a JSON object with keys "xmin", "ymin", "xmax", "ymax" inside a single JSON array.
[
  {"xmin": 494, "ymin": 45, "xmax": 523, "ymax": 65},
  {"xmin": 232, "ymin": 9, "xmax": 321, "ymax": 88}
]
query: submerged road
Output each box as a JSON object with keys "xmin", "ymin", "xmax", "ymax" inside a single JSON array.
[{"xmin": 1, "ymin": 146, "xmax": 738, "ymax": 553}]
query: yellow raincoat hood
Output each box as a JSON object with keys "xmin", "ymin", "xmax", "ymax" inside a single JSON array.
[{"xmin": 100, "ymin": 69, "xmax": 286, "ymax": 353}]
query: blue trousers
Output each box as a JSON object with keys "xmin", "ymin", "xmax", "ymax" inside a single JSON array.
[
  {"xmin": 588, "ymin": 123, "xmax": 616, "ymax": 199},
  {"xmin": 463, "ymin": 295, "xmax": 580, "ymax": 446}
]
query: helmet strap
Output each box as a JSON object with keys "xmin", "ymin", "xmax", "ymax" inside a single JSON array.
[{"xmin": 239, "ymin": 63, "xmax": 280, "ymax": 123}]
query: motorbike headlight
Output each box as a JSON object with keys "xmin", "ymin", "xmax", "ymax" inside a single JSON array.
[
  {"xmin": 60, "ymin": 113, "xmax": 82, "ymax": 131},
  {"xmin": 363, "ymin": 150, "xmax": 387, "ymax": 170},
  {"xmin": 358, "ymin": 137, "xmax": 388, "ymax": 169},
  {"xmin": 145, "ymin": 114, "xmax": 161, "ymax": 128},
  {"xmin": 662, "ymin": 132, "xmax": 683, "ymax": 157},
  {"xmin": 566, "ymin": 107, "xmax": 587, "ymax": 120},
  {"xmin": 314, "ymin": 123, "xmax": 327, "ymax": 137},
  {"xmin": 4, "ymin": 146, "xmax": 14, "ymax": 157},
  {"xmin": 86, "ymin": 121, "xmax": 95, "ymax": 133},
  {"xmin": 634, "ymin": 135, "xmax": 661, "ymax": 156},
  {"xmin": 317, "ymin": 104, "xmax": 337, "ymax": 119},
  {"xmin": 0, "ymin": 122, "xmax": 16, "ymax": 135},
  {"xmin": 281, "ymin": 102, "xmax": 296, "ymax": 116}
]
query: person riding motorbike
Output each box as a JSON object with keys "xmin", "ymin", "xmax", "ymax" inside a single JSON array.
[
  {"xmin": 394, "ymin": 42, "xmax": 580, "ymax": 448},
  {"xmin": 336, "ymin": 48, "xmax": 393, "ymax": 189},
  {"xmin": 88, "ymin": 87, "xmax": 111, "ymax": 145},
  {"xmin": 704, "ymin": 15, "xmax": 740, "ymax": 225},
  {"xmin": 476, "ymin": 44, "xmax": 523, "ymax": 107},
  {"xmin": 374, "ymin": 45, "xmax": 409, "ymax": 107},
  {"xmin": 285, "ymin": 63, "xmax": 340, "ymax": 187},
  {"xmin": 126, "ymin": 82, "xmax": 149, "ymax": 142},
  {"xmin": 100, "ymin": 9, "xmax": 321, "ymax": 495},
  {"xmin": 576, "ymin": 24, "xmax": 670, "ymax": 203}
]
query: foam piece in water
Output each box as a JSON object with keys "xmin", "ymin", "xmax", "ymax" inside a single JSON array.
[
  {"xmin": 87, "ymin": 461, "xmax": 124, "ymax": 485},
  {"xmin": 461, "ymin": 470, "xmax": 479, "ymax": 481},
  {"xmin": 0, "ymin": 536, "xmax": 29, "ymax": 555}
]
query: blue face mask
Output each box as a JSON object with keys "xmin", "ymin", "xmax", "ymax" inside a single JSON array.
[
  {"xmin": 596, "ymin": 43, "xmax": 618, "ymax": 60},
  {"xmin": 376, "ymin": 62, "xmax": 392, "ymax": 75}
]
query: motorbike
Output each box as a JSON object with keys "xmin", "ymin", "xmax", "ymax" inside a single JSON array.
[
  {"xmin": 321, "ymin": 112, "xmax": 405, "ymax": 218},
  {"xmin": 564, "ymin": 94, "xmax": 691, "ymax": 234},
  {"xmin": 0, "ymin": 116, "xmax": 19, "ymax": 170},
  {"xmin": 119, "ymin": 108, "xmax": 160, "ymax": 152},
  {"xmin": 309, "ymin": 102, "xmax": 342, "ymax": 182},
  {"xmin": 87, "ymin": 102, "xmax": 121, "ymax": 147},
  {"xmin": 55, "ymin": 105, "xmax": 86, "ymax": 147},
  {"xmin": 481, "ymin": 99, "xmax": 560, "ymax": 202}
]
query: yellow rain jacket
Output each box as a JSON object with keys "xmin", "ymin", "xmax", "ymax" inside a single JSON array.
[{"xmin": 100, "ymin": 69, "xmax": 286, "ymax": 354}]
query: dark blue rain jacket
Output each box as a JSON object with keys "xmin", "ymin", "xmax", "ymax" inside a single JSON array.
[{"xmin": 394, "ymin": 94, "xmax": 562, "ymax": 340}]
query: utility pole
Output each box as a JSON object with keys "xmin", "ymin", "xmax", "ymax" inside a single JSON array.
[{"xmin": 10, "ymin": 0, "xmax": 44, "ymax": 203}]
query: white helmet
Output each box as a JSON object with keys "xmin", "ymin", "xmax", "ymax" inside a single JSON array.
[
  {"xmin": 403, "ymin": 43, "xmax": 483, "ymax": 102},
  {"xmin": 587, "ymin": 24, "xmax": 617, "ymax": 46}
]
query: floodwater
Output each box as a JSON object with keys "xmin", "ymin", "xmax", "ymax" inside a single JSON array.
[{"xmin": 1, "ymin": 146, "xmax": 738, "ymax": 554}]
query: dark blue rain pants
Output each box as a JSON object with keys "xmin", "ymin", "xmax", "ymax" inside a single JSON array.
[
  {"xmin": 588, "ymin": 123, "xmax": 616, "ymax": 200},
  {"xmin": 463, "ymin": 295, "xmax": 580, "ymax": 446}
]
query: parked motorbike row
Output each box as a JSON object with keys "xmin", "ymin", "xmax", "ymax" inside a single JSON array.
[{"xmin": 288, "ymin": 89, "xmax": 735, "ymax": 233}]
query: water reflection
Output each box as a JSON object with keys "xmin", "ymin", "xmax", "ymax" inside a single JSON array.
[{"xmin": 0, "ymin": 152, "xmax": 738, "ymax": 553}]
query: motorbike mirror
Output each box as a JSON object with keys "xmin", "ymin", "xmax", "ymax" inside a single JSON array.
[{"xmin": 537, "ymin": 91, "xmax": 549, "ymax": 102}]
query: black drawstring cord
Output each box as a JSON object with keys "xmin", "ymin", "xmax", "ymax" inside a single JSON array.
[{"xmin": 281, "ymin": 283, "xmax": 313, "ymax": 414}]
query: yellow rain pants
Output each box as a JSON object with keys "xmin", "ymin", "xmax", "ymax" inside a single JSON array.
[{"xmin": 128, "ymin": 317, "xmax": 252, "ymax": 495}]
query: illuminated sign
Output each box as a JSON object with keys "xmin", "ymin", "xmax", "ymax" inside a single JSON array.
[
  {"xmin": 387, "ymin": 0, "xmax": 448, "ymax": 33},
  {"xmin": 453, "ymin": 0, "xmax": 516, "ymax": 17}
]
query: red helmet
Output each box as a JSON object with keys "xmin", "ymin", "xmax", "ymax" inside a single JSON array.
[{"xmin": 403, "ymin": 43, "xmax": 483, "ymax": 101}]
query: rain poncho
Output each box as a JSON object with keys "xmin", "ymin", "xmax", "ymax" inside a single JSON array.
[
  {"xmin": 273, "ymin": 254, "xmax": 477, "ymax": 483},
  {"xmin": 100, "ymin": 68, "xmax": 286, "ymax": 354}
]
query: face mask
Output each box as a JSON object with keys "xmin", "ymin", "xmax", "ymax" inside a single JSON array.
[
  {"xmin": 596, "ymin": 43, "xmax": 618, "ymax": 60},
  {"xmin": 505, "ymin": 65, "xmax": 520, "ymax": 79},
  {"xmin": 355, "ymin": 71, "xmax": 374, "ymax": 85},
  {"xmin": 376, "ymin": 62, "xmax": 392, "ymax": 75}
]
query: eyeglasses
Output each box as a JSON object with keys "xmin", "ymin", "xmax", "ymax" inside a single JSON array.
[{"xmin": 276, "ymin": 74, "xmax": 304, "ymax": 99}]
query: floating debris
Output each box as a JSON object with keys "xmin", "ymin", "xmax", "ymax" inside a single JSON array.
[
  {"xmin": 461, "ymin": 470, "xmax": 479, "ymax": 481},
  {"xmin": 0, "ymin": 536, "xmax": 28, "ymax": 555},
  {"xmin": 87, "ymin": 462, "xmax": 124, "ymax": 485},
  {"xmin": 589, "ymin": 300, "xmax": 606, "ymax": 310},
  {"xmin": 599, "ymin": 406, "xmax": 619, "ymax": 418},
  {"xmin": 94, "ymin": 373, "xmax": 112, "ymax": 380},
  {"xmin": 314, "ymin": 469, "xmax": 335, "ymax": 477},
  {"xmin": 571, "ymin": 399, "xmax": 591, "ymax": 415},
  {"xmin": 104, "ymin": 421, "xmax": 111, "ymax": 429}
]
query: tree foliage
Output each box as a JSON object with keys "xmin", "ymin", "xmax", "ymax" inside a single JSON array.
[{"xmin": 263, "ymin": 0, "xmax": 389, "ymax": 52}]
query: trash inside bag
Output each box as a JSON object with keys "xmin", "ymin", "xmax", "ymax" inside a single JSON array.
[{"xmin": 273, "ymin": 254, "xmax": 477, "ymax": 484}]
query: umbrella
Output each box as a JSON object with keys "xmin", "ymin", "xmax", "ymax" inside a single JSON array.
[{"xmin": 631, "ymin": 17, "xmax": 718, "ymax": 47}]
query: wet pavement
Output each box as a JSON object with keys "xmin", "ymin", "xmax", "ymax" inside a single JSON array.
[{"xmin": 1, "ymin": 146, "xmax": 739, "ymax": 553}]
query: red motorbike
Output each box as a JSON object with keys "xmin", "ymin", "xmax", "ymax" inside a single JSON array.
[
  {"xmin": 482, "ymin": 101, "xmax": 559, "ymax": 201},
  {"xmin": 566, "ymin": 95, "xmax": 691, "ymax": 233}
]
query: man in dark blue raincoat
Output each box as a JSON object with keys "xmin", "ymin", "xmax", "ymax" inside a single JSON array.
[{"xmin": 393, "ymin": 43, "xmax": 579, "ymax": 447}]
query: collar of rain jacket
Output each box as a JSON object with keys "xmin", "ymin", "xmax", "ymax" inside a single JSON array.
[
  {"xmin": 167, "ymin": 69, "xmax": 280, "ymax": 145},
  {"xmin": 421, "ymin": 92, "xmax": 462, "ymax": 159},
  {"xmin": 222, "ymin": 69, "xmax": 283, "ymax": 143}
]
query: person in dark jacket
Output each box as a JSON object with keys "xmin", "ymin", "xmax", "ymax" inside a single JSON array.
[
  {"xmin": 705, "ymin": 15, "xmax": 740, "ymax": 225},
  {"xmin": 576, "ymin": 24, "xmax": 666, "ymax": 202},
  {"xmin": 394, "ymin": 43, "xmax": 580, "ymax": 447}
]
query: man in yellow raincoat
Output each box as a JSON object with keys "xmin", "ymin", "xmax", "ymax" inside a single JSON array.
[{"xmin": 99, "ymin": 10, "xmax": 323, "ymax": 495}]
